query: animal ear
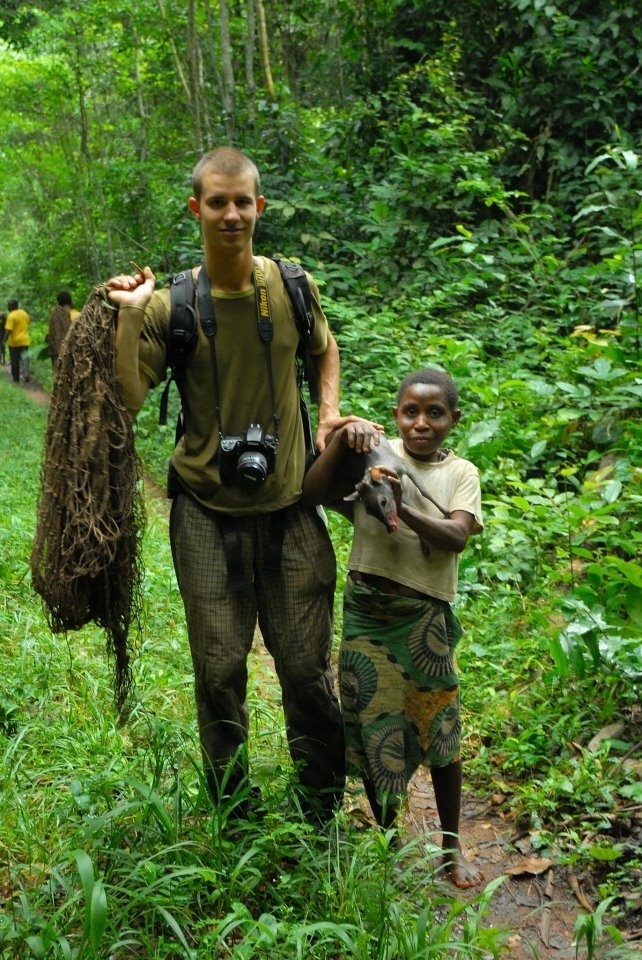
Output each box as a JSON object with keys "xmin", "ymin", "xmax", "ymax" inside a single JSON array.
[{"xmin": 344, "ymin": 480, "xmax": 365, "ymax": 502}]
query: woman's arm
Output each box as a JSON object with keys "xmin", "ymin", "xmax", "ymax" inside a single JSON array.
[{"xmin": 387, "ymin": 472, "xmax": 477, "ymax": 553}]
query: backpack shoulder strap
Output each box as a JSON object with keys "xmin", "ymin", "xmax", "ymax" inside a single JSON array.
[
  {"xmin": 169, "ymin": 269, "xmax": 197, "ymax": 364},
  {"xmin": 272, "ymin": 256, "xmax": 319, "ymax": 403},
  {"xmin": 159, "ymin": 269, "xmax": 197, "ymax": 428}
]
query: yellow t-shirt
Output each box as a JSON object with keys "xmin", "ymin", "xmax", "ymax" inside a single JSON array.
[
  {"xmin": 348, "ymin": 440, "xmax": 483, "ymax": 602},
  {"xmin": 5, "ymin": 308, "xmax": 30, "ymax": 347},
  {"xmin": 138, "ymin": 258, "xmax": 329, "ymax": 514}
]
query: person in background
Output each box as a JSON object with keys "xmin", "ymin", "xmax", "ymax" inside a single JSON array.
[
  {"xmin": 5, "ymin": 299, "xmax": 30, "ymax": 383},
  {"xmin": 105, "ymin": 146, "xmax": 373, "ymax": 826},
  {"xmin": 0, "ymin": 313, "xmax": 6, "ymax": 365},
  {"xmin": 302, "ymin": 367, "xmax": 485, "ymax": 887},
  {"xmin": 47, "ymin": 290, "xmax": 80, "ymax": 368}
]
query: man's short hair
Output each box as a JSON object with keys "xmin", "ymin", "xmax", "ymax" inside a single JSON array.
[{"xmin": 192, "ymin": 146, "xmax": 261, "ymax": 200}]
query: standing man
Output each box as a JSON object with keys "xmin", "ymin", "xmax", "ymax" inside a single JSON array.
[
  {"xmin": 107, "ymin": 147, "xmax": 357, "ymax": 824},
  {"xmin": 5, "ymin": 299, "xmax": 30, "ymax": 383},
  {"xmin": 47, "ymin": 290, "xmax": 80, "ymax": 368},
  {"xmin": 0, "ymin": 313, "xmax": 7, "ymax": 365}
]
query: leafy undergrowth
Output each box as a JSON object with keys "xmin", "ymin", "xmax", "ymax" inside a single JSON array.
[
  {"xmin": 3, "ymin": 288, "xmax": 642, "ymax": 959},
  {"xmin": 0, "ymin": 372, "xmax": 510, "ymax": 959},
  {"xmin": 128, "ymin": 294, "xmax": 642, "ymax": 950}
]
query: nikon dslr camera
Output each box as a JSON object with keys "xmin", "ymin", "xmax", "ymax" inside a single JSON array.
[{"xmin": 219, "ymin": 424, "xmax": 278, "ymax": 487}]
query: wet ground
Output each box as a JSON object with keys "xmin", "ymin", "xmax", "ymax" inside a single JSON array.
[
  {"xmin": 403, "ymin": 770, "xmax": 642, "ymax": 958},
  {"xmin": 407, "ymin": 773, "xmax": 582, "ymax": 958}
]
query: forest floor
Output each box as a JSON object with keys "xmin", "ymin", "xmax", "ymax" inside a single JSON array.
[
  {"xmin": 9, "ymin": 363, "xmax": 641, "ymax": 958},
  {"xmin": 407, "ymin": 773, "xmax": 593, "ymax": 958}
]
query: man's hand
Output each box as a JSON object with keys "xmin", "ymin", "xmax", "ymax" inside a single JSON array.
[
  {"xmin": 316, "ymin": 415, "xmax": 384, "ymax": 452},
  {"xmin": 107, "ymin": 264, "xmax": 156, "ymax": 311}
]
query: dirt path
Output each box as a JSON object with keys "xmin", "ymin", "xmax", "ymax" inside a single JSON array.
[
  {"xmin": 2, "ymin": 365, "xmax": 51, "ymax": 404},
  {"xmin": 13, "ymin": 367, "xmax": 636, "ymax": 959},
  {"xmin": 407, "ymin": 773, "xmax": 586, "ymax": 958}
]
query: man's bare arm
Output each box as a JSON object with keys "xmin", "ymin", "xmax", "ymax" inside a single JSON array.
[
  {"xmin": 107, "ymin": 265, "xmax": 156, "ymax": 418},
  {"xmin": 313, "ymin": 330, "xmax": 341, "ymax": 450}
]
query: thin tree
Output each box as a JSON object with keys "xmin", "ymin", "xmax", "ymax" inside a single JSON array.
[
  {"xmin": 245, "ymin": 0, "xmax": 256, "ymax": 123},
  {"xmin": 255, "ymin": 0, "xmax": 275, "ymax": 100}
]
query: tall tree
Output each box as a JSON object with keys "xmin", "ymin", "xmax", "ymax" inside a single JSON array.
[
  {"xmin": 255, "ymin": 0, "xmax": 275, "ymax": 100},
  {"xmin": 217, "ymin": 0, "xmax": 236, "ymax": 138}
]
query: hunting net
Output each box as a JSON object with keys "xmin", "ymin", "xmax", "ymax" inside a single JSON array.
[{"xmin": 30, "ymin": 284, "xmax": 145, "ymax": 713}]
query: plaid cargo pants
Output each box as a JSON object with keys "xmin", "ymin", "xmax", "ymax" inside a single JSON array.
[{"xmin": 170, "ymin": 494, "xmax": 345, "ymax": 818}]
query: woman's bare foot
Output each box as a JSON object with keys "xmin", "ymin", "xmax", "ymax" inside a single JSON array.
[{"xmin": 443, "ymin": 845, "xmax": 485, "ymax": 889}]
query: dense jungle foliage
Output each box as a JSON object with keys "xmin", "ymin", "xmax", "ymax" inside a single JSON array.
[{"xmin": 0, "ymin": 0, "xmax": 641, "ymax": 956}]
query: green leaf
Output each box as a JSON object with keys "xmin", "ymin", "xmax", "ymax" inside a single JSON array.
[
  {"xmin": 549, "ymin": 635, "xmax": 569, "ymax": 678},
  {"xmin": 605, "ymin": 557, "xmax": 642, "ymax": 587},
  {"xmin": 90, "ymin": 880, "xmax": 108, "ymax": 951},
  {"xmin": 530, "ymin": 440, "xmax": 547, "ymax": 458},
  {"xmin": 429, "ymin": 235, "xmax": 461, "ymax": 250},
  {"xmin": 622, "ymin": 150, "xmax": 639, "ymax": 170},
  {"xmin": 620, "ymin": 782, "xmax": 642, "ymax": 802},
  {"xmin": 577, "ymin": 358, "xmax": 613, "ymax": 380},
  {"xmin": 588, "ymin": 844, "xmax": 622, "ymax": 862},
  {"xmin": 466, "ymin": 419, "xmax": 500, "ymax": 447},
  {"xmin": 600, "ymin": 479, "xmax": 622, "ymax": 504}
]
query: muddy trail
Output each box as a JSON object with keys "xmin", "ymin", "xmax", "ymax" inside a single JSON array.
[
  {"xmin": 10, "ymin": 366, "xmax": 642, "ymax": 958},
  {"xmin": 407, "ymin": 773, "xmax": 614, "ymax": 959}
]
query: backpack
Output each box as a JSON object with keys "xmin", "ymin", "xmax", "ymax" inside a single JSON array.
[{"xmin": 158, "ymin": 257, "xmax": 319, "ymax": 457}]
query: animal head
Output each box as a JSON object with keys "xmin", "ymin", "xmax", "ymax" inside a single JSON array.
[{"xmin": 344, "ymin": 466, "xmax": 399, "ymax": 533}]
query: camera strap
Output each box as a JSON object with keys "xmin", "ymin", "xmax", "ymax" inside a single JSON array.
[
  {"xmin": 253, "ymin": 262, "xmax": 279, "ymax": 439},
  {"xmin": 197, "ymin": 262, "xmax": 279, "ymax": 440}
]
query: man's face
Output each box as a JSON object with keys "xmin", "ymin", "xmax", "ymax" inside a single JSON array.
[{"xmin": 188, "ymin": 169, "xmax": 265, "ymax": 255}]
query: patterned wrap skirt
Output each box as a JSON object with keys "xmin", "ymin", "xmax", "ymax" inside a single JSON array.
[{"xmin": 339, "ymin": 576, "xmax": 462, "ymax": 800}]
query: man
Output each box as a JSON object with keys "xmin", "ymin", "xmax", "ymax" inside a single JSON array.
[
  {"xmin": 0, "ymin": 313, "xmax": 6, "ymax": 365},
  {"xmin": 5, "ymin": 299, "xmax": 30, "ymax": 383},
  {"xmin": 47, "ymin": 290, "xmax": 80, "ymax": 367},
  {"xmin": 107, "ymin": 147, "xmax": 360, "ymax": 823}
]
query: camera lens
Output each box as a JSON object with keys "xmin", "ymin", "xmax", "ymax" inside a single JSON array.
[{"xmin": 237, "ymin": 450, "xmax": 268, "ymax": 484}]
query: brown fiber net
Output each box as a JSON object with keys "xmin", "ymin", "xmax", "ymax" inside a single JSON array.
[{"xmin": 30, "ymin": 284, "xmax": 145, "ymax": 714}]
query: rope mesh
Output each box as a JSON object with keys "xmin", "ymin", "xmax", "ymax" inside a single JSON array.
[{"xmin": 30, "ymin": 284, "xmax": 145, "ymax": 713}]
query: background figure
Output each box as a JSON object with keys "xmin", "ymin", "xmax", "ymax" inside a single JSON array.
[
  {"xmin": 5, "ymin": 299, "xmax": 30, "ymax": 383},
  {"xmin": 47, "ymin": 290, "xmax": 79, "ymax": 367},
  {"xmin": 0, "ymin": 312, "xmax": 6, "ymax": 364}
]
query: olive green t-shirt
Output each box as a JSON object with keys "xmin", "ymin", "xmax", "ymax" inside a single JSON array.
[{"xmin": 138, "ymin": 258, "xmax": 328, "ymax": 514}]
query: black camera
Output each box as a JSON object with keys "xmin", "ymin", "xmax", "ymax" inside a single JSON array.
[{"xmin": 219, "ymin": 424, "xmax": 278, "ymax": 487}]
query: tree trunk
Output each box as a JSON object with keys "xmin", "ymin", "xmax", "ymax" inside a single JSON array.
[
  {"xmin": 219, "ymin": 0, "xmax": 236, "ymax": 139},
  {"xmin": 255, "ymin": 0, "xmax": 275, "ymax": 100},
  {"xmin": 188, "ymin": 0, "xmax": 203, "ymax": 150},
  {"xmin": 245, "ymin": 0, "xmax": 256, "ymax": 123}
]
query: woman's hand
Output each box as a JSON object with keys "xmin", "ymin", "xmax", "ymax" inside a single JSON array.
[{"xmin": 376, "ymin": 466, "xmax": 403, "ymax": 510}]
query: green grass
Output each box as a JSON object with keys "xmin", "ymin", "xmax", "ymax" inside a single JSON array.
[
  {"xmin": 0, "ymin": 374, "xmax": 511, "ymax": 959},
  {"xmin": 1, "ymin": 359, "xmax": 639, "ymax": 958}
]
